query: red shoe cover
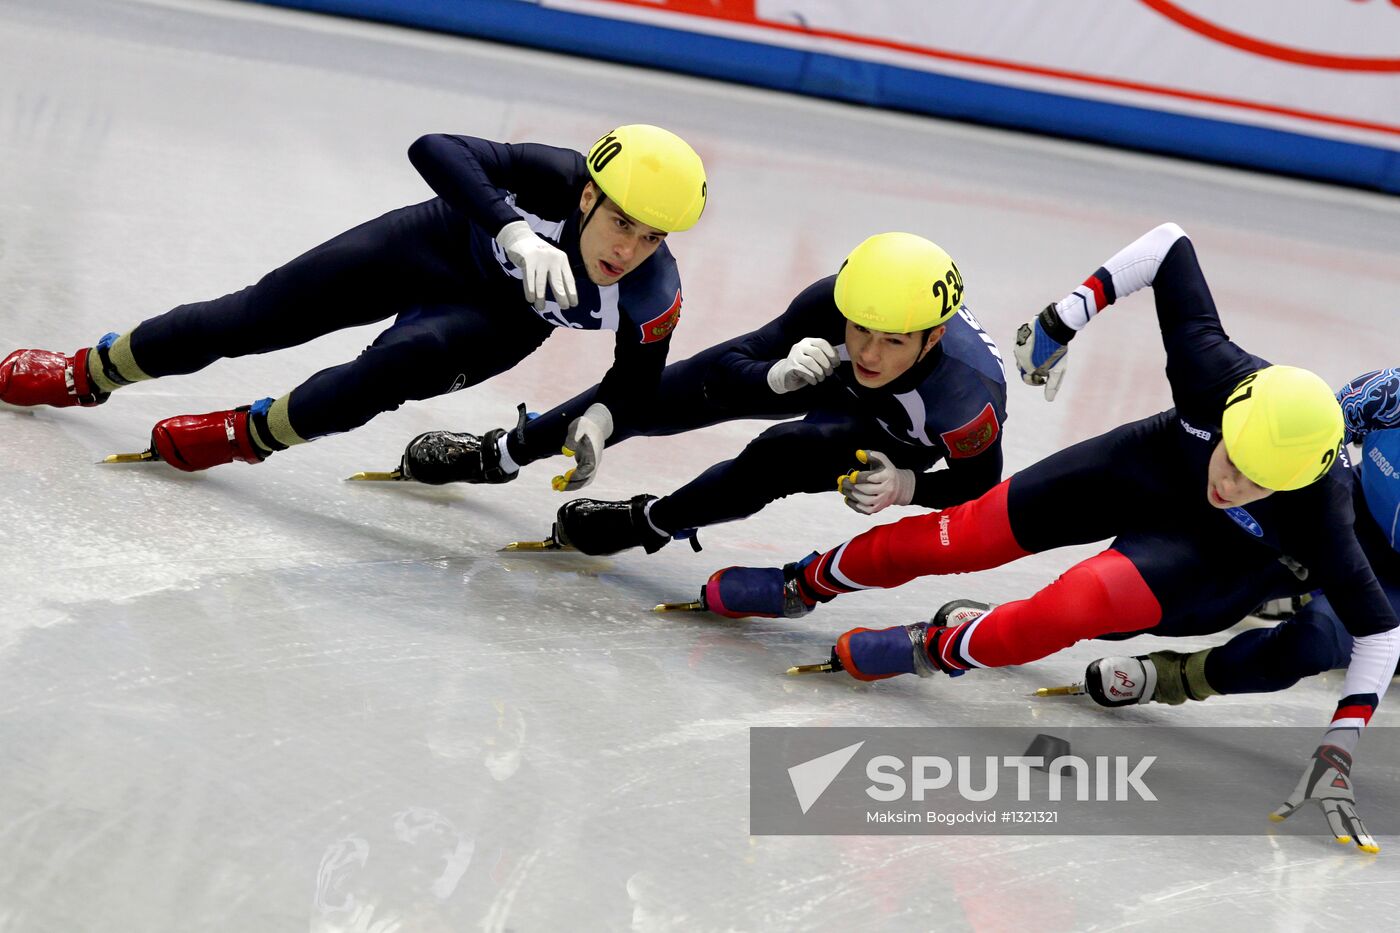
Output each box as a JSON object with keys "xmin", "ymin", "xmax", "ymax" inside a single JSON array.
[
  {"xmin": 151, "ymin": 409, "xmax": 264, "ymax": 472},
  {"xmin": 0, "ymin": 347, "xmax": 106, "ymax": 407}
]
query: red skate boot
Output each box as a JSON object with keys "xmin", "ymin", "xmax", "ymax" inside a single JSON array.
[
  {"xmin": 149, "ymin": 404, "xmax": 268, "ymax": 472},
  {"xmin": 0, "ymin": 347, "xmax": 109, "ymax": 408}
]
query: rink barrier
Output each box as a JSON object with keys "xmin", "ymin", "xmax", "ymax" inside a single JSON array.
[{"xmin": 249, "ymin": 0, "xmax": 1400, "ymax": 194}]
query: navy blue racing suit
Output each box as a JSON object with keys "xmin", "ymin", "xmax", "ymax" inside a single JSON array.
[
  {"xmin": 119, "ymin": 134, "xmax": 682, "ymax": 442},
  {"xmin": 510, "ymin": 275, "xmax": 1008, "ymax": 533}
]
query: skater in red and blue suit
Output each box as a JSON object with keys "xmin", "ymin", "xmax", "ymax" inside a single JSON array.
[
  {"xmin": 1079, "ymin": 367, "xmax": 1400, "ymax": 710},
  {"xmin": 0, "ymin": 126, "xmax": 706, "ymax": 478},
  {"xmin": 697, "ymin": 223, "xmax": 1400, "ymax": 851}
]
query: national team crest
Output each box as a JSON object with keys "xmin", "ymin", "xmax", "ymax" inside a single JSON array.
[
  {"xmin": 940, "ymin": 403, "xmax": 1000, "ymax": 459},
  {"xmin": 639, "ymin": 289, "xmax": 682, "ymax": 344}
]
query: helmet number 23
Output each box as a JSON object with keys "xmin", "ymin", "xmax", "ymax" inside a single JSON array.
[{"xmin": 931, "ymin": 264, "xmax": 964, "ymax": 317}]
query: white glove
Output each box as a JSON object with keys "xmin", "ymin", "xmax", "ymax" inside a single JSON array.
[
  {"xmin": 1013, "ymin": 304, "xmax": 1075, "ymax": 401},
  {"xmin": 552, "ymin": 403, "xmax": 613, "ymax": 492},
  {"xmin": 767, "ymin": 337, "xmax": 839, "ymax": 394},
  {"xmin": 837, "ymin": 449, "xmax": 916, "ymax": 515},
  {"xmin": 497, "ymin": 219, "xmax": 578, "ymax": 313},
  {"xmin": 1270, "ymin": 743, "xmax": 1379, "ymax": 852}
]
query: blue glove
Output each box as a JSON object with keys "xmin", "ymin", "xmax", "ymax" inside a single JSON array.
[{"xmin": 1013, "ymin": 304, "xmax": 1075, "ymax": 401}]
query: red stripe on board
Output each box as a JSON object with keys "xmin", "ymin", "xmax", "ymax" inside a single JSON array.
[
  {"xmin": 1140, "ymin": 0, "xmax": 1400, "ymax": 73},
  {"xmin": 588, "ymin": 0, "xmax": 1400, "ymax": 137},
  {"xmin": 643, "ymin": 0, "xmax": 756, "ymax": 22}
]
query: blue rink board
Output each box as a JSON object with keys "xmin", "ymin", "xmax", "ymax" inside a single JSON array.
[{"xmin": 252, "ymin": 0, "xmax": 1400, "ymax": 193}]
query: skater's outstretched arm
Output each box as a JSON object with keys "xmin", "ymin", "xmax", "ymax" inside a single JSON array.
[
  {"xmin": 705, "ymin": 277, "xmax": 840, "ymax": 407},
  {"xmin": 1269, "ymin": 555, "xmax": 1396, "ymax": 853},
  {"xmin": 408, "ymin": 134, "xmax": 584, "ymax": 233},
  {"xmin": 1014, "ymin": 223, "xmax": 1265, "ymax": 412}
]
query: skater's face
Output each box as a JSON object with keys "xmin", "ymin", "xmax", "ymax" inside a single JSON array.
[
  {"xmin": 578, "ymin": 183, "xmax": 668, "ymax": 286},
  {"xmin": 845, "ymin": 322, "xmax": 944, "ymax": 388},
  {"xmin": 1206, "ymin": 441, "xmax": 1273, "ymax": 509}
]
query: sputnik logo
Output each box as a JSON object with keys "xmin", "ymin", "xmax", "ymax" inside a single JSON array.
[{"xmin": 788, "ymin": 742, "xmax": 865, "ymax": 814}]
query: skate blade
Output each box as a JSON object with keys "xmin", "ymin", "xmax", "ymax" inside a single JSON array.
[
  {"xmin": 345, "ymin": 470, "xmax": 404, "ymax": 482},
  {"xmin": 500, "ymin": 539, "xmax": 571, "ymax": 552},
  {"xmin": 1031, "ymin": 683, "xmax": 1086, "ymax": 698},
  {"xmin": 99, "ymin": 450, "xmax": 156, "ymax": 464},
  {"xmin": 787, "ymin": 661, "xmax": 840, "ymax": 676},
  {"xmin": 652, "ymin": 600, "xmax": 706, "ymax": 613}
]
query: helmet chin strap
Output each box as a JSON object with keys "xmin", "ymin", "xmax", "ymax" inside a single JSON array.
[{"xmin": 580, "ymin": 191, "xmax": 607, "ymax": 234}]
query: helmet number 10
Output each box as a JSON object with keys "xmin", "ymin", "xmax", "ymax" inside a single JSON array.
[{"xmin": 589, "ymin": 136, "xmax": 623, "ymax": 173}]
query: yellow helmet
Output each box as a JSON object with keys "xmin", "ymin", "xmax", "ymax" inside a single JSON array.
[
  {"xmin": 586, "ymin": 125, "xmax": 707, "ymax": 232},
  {"xmin": 1221, "ymin": 365, "xmax": 1343, "ymax": 491},
  {"xmin": 834, "ymin": 232, "xmax": 964, "ymax": 333}
]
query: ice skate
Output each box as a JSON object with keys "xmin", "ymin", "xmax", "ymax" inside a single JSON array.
[
  {"xmin": 931, "ymin": 598, "xmax": 993, "ymax": 628},
  {"xmin": 790, "ymin": 599, "xmax": 991, "ymax": 679},
  {"xmin": 499, "ymin": 524, "xmax": 572, "ymax": 552},
  {"xmin": 103, "ymin": 405, "xmax": 268, "ymax": 473},
  {"xmin": 553, "ymin": 494, "xmax": 669, "ymax": 556},
  {"xmin": 661, "ymin": 553, "xmax": 820, "ymax": 617},
  {"xmin": 372, "ymin": 403, "xmax": 531, "ymax": 485},
  {"xmin": 1038, "ymin": 650, "xmax": 1211, "ymax": 706},
  {"xmin": 349, "ymin": 425, "xmax": 512, "ymax": 481},
  {"xmin": 830, "ymin": 621, "xmax": 945, "ymax": 681},
  {"xmin": 344, "ymin": 467, "xmax": 405, "ymax": 482},
  {"xmin": 394, "ymin": 428, "xmax": 515, "ymax": 485},
  {"xmin": 1079, "ymin": 655, "xmax": 1159, "ymax": 706},
  {"xmin": 0, "ymin": 347, "xmax": 109, "ymax": 409}
]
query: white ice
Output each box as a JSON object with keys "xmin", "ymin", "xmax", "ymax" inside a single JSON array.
[{"xmin": 3, "ymin": 0, "xmax": 1400, "ymax": 929}]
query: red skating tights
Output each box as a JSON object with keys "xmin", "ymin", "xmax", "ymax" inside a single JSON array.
[
  {"xmin": 801, "ymin": 480, "xmax": 1163, "ymax": 668},
  {"xmin": 802, "ymin": 480, "xmax": 1028, "ymax": 595},
  {"xmin": 938, "ymin": 549, "xmax": 1162, "ymax": 669}
]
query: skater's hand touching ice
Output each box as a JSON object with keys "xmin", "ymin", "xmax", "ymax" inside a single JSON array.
[
  {"xmin": 1271, "ymin": 743, "xmax": 1379, "ymax": 853},
  {"xmin": 553, "ymin": 403, "xmax": 612, "ymax": 492}
]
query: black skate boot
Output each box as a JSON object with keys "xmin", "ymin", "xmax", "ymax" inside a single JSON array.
[
  {"xmin": 554, "ymin": 494, "xmax": 671, "ymax": 556},
  {"xmin": 399, "ymin": 403, "xmax": 529, "ymax": 485}
]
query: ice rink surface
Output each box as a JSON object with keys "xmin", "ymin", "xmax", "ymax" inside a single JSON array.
[{"xmin": 3, "ymin": 0, "xmax": 1400, "ymax": 929}]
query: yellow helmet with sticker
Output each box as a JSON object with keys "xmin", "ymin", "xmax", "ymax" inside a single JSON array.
[
  {"xmin": 834, "ymin": 232, "xmax": 964, "ymax": 333},
  {"xmin": 1221, "ymin": 365, "xmax": 1343, "ymax": 491},
  {"xmin": 586, "ymin": 125, "xmax": 707, "ymax": 233}
]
